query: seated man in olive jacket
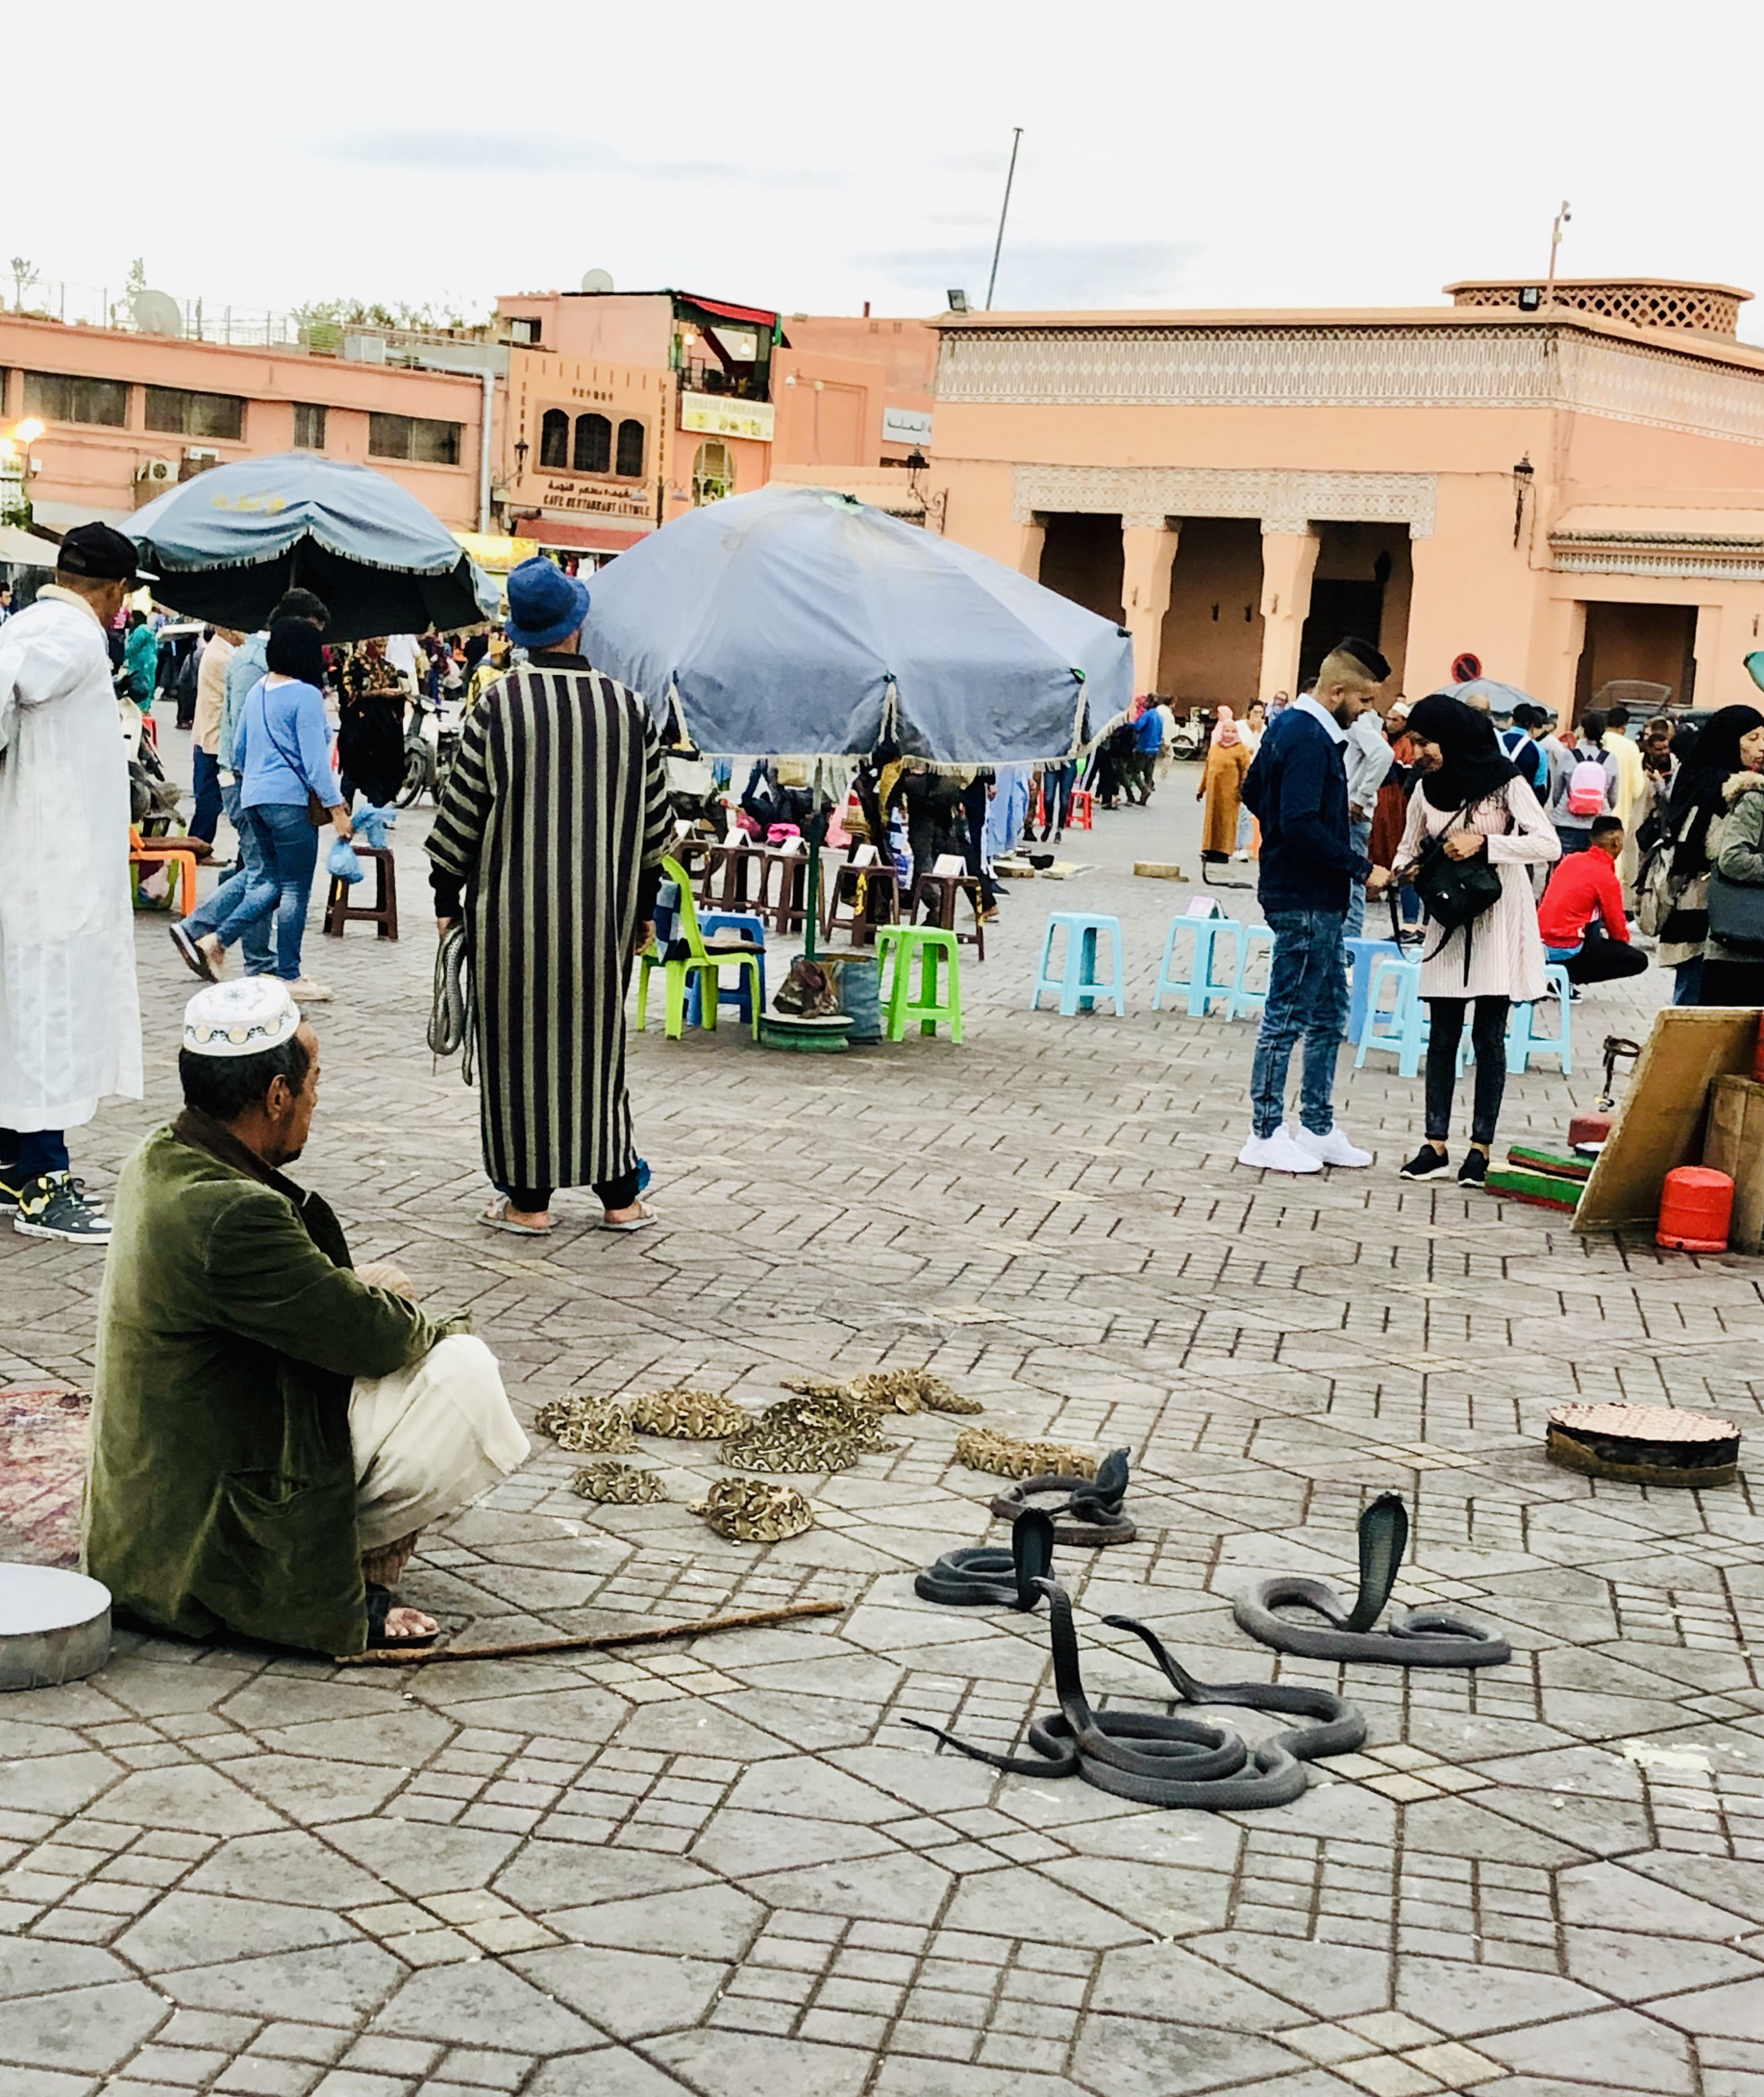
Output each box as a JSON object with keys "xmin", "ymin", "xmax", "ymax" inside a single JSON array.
[{"xmin": 86, "ymin": 981, "xmax": 528, "ymax": 1655}]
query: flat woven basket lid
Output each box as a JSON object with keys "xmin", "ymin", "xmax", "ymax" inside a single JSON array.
[{"xmin": 1549, "ymin": 1403, "xmax": 1739, "ymax": 1442}]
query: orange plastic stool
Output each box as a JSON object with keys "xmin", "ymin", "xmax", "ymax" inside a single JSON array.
[
  {"xmin": 128, "ymin": 826, "xmax": 200, "ymax": 915},
  {"xmin": 1657, "ymin": 1166, "xmax": 1734, "ymax": 1254}
]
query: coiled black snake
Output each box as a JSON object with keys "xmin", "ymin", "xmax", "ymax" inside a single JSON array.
[
  {"xmin": 1233, "ymin": 1492, "xmax": 1510, "ymax": 1667},
  {"xmin": 915, "ymin": 1508, "xmax": 1056, "ymax": 1608},
  {"xmin": 905, "ymin": 1518, "xmax": 1365, "ymax": 1810},
  {"xmin": 988, "ymin": 1447, "xmax": 1136, "ymax": 1544}
]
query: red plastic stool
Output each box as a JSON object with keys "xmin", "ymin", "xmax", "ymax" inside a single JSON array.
[
  {"xmin": 1068, "ymin": 787, "xmax": 1094, "ymax": 832},
  {"xmin": 1657, "ymin": 1166, "xmax": 1734, "ymax": 1253}
]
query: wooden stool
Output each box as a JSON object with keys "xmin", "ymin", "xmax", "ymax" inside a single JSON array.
[
  {"xmin": 823, "ymin": 859, "xmax": 901, "ymax": 946},
  {"xmin": 698, "ymin": 840, "xmax": 766, "ymax": 911},
  {"xmin": 769, "ymin": 847, "xmax": 813, "ymax": 936},
  {"xmin": 323, "ymin": 845, "xmax": 399, "ymax": 939},
  {"xmin": 912, "ymin": 871, "xmax": 985, "ymax": 960}
]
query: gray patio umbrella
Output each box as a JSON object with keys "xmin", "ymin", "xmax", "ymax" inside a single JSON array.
[
  {"xmin": 581, "ymin": 484, "xmax": 1132, "ymax": 763},
  {"xmin": 126, "ymin": 454, "xmax": 499, "ymax": 641}
]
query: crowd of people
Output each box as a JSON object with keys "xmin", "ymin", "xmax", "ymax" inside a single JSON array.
[
  {"xmin": 1220, "ymin": 648, "xmax": 1764, "ymax": 1178},
  {"xmin": 7, "ymin": 512, "xmax": 1764, "ymax": 1660}
]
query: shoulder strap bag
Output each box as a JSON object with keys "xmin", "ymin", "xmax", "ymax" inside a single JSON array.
[{"xmin": 1410, "ymin": 794, "xmax": 1508, "ymax": 984}]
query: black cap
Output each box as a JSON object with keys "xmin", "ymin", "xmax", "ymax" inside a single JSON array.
[
  {"xmin": 1336, "ymin": 635, "xmax": 1391, "ymax": 683},
  {"xmin": 58, "ymin": 521, "xmax": 154, "ymax": 586}
]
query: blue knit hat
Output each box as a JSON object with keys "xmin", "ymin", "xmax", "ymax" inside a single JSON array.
[{"xmin": 505, "ymin": 556, "xmax": 592, "ymax": 652}]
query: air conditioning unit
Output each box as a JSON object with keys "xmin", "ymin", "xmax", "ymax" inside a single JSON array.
[{"xmin": 136, "ymin": 458, "xmax": 177, "ymax": 484}]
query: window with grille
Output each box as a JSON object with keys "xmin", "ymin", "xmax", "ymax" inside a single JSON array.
[
  {"xmin": 539, "ymin": 409, "xmax": 568, "ymax": 470},
  {"xmin": 23, "ymin": 370, "xmax": 128, "ymax": 427},
  {"xmin": 616, "ymin": 418, "xmax": 645, "ymax": 477},
  {"xmin": 573, "ymin": 413, "xmax": 610, "ymax": 474},
  {"xmin": 369, "ymin": 413, "xmax": 461, "ymax": 465},
  {"xmin": 691, "ymin": 440, "xmax": 734, "ymax": 506},
  {"xmin": 144, "ymin": 387, "xmax": 245, "ymax": 440},
  {"xmin": 292, "ymin": 403, "xmax": 327, "ymax": 451}
]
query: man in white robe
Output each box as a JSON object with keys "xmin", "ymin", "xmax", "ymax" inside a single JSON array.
[{"xmin": 0, "ymin": 523, "xmax": 146, "ymax": 1241}]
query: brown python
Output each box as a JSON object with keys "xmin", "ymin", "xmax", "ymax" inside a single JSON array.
[
  {"xmin": 692, "ymin": 1479, "xmax": 816, "ymax": 1541},
  {"xmin": 786, "ymin": 1369, "xmax": 984, "ymax": 1417},
  {"xmin": 571, "ymin": 1461, "xmax": 670, "ymax": 1505},
  {"xmin": 956, "ymin": 1427, "xmax": 1098, "ymax": 1481},
  {"xmin": 533, "ymin": 1396, "xmax": 637, "ymax": 1454},
  {"xmin": 626, "ymin": 1388, "xmax": 755, "ymax": 1439},
  {"xmin": 723, "ymin": 1390, "xmax": 902, "ymax": 1474}
]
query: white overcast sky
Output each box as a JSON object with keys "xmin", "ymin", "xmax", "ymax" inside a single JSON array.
[{"xmin": 15, "ymin": 0, "xmax": 1764, "ymax": 340}]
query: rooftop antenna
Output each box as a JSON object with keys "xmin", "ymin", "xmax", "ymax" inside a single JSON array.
[
  {"xmin": 1543, "ymin": 200, "xmax": 1572, "ymax": 310},
  {"xmin": 984, "ymin": 127, "xmax": 1024, "ymax": 310}
]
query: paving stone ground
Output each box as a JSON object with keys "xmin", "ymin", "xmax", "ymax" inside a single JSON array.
[{"xmin": 3, "ymin": 733, "xmax": 1762, "ymax": 2097}]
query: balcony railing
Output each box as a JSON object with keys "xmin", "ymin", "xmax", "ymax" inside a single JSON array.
[{"xmin": 679, "ymin": 359, "xmax": 770, "ymax": 404}]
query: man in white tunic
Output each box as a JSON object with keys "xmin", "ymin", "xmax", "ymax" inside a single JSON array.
[{"xmin": 0, "ymin": 523, "xmax": 146, "ymax": 1241}]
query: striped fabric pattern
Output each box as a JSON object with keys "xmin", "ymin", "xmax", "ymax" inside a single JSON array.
[{"xmin": 427, "ymin": 658, "xmax": 672, "ymax": 1191}]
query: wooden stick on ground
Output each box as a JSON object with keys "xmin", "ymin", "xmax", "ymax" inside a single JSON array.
[{"xmin": 335, "ymin": 1595, "xmax": 846, "ymax": 1668}]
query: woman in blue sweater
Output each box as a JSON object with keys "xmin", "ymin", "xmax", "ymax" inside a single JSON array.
[{"xmin": 176, "ymin": 619, "xmax": 351, "ymax": 996}]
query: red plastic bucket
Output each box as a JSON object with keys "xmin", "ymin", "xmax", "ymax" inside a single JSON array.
[{"xmin": 1657, "ymin": 1166, "xmax": 1735, "ymax": 1254}]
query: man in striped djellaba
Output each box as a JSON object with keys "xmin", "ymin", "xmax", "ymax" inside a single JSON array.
[{"xmin": 427, "ymin": 558, "xmax": 673, "ymax": 1236}]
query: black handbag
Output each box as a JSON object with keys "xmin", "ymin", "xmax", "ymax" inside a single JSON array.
[
  {"xmin": 1411, "ymin": 804, "xmax": 1504, "ymax": 931},
  {"xmin": 1705, "ymin": 871, "xmax": 1764, "ymax": 956}
]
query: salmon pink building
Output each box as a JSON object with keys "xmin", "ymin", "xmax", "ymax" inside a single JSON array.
[
  {"xmin": 928, "ymin": 276, "xmax": 1764, "ymax": 719},
  {"xmin": 0, "ymin": 312, "xmax": 500, "ymax": 537},
  {"xmin": 492, "ymin": 288, "xmax": 940, "ymax": 559}
]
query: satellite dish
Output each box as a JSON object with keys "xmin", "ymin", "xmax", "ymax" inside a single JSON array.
[
  {"xmin": 580, "ymin": 268, "xmax": 614, "ymax": 294},
  {"xmin": 131, "ymin": 288, "xmax": 185, "ymax": 338}
]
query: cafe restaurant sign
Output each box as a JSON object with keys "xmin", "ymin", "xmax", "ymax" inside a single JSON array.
[
  {"xmin": 538, "ymin": 479, "xmax": 652, "ymax": 519},
  {"xmin": 679, "ymin": 396, "xmax": 775, "ymax": 443}
]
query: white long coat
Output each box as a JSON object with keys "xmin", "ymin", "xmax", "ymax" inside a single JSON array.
[
  {"xmin": 1397, "ymin": 775, "xmax": 1561, "ymax": 1003},
  {"xmin": 0, "ymin": 589, "xmax": 142, "ymax": 1131}
]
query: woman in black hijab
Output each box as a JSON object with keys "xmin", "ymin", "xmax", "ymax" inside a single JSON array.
[
  {"xmin": 1653, "ymin": 704, "xmax": 1764, "ymax": 1005},
  {"xmin": 1369, "ymin": 692, "xmax": 1560, "ymax": 1185}
]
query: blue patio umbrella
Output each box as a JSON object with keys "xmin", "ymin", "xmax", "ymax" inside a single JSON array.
[
  {"xmin": 581, "ymin": 485, "xmax": 1132, "ymax": 763},
  {"xmin": 126, "ymin": 454, "xmax": 499, "ymax": 642}
]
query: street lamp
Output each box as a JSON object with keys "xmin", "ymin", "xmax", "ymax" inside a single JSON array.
[{"xmin": 1512, "ymin": 454, "xmax": 1534, "ymax": 546}]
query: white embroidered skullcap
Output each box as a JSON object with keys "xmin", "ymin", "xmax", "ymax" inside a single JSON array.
[{"xmin": 182, "ymin": 980, "xmax": 302, "ymax": 1058}]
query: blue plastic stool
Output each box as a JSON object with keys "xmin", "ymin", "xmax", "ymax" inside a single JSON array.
[
  {"xmin": 1354, "ymin": 957, "xmax": 1427, "ymax": 1078},
  {"xmin": 1153, "ymin": 914, "xmax": 1243, "ymax": 1015},
  {"xmin": 686, "ymin": 911, "xmax": 767, "ymax": 1029},
  {"xmin": 1228, "ymin": 925, "xmax": 1277, "ymax": 1021},
  {"xmin": 1032, "ymin": 913, "xmax": 1127, "ymax": 1015},
  {"xmin": 1346, "ymin": 936, "xmax": 1404, "ymax": 1044},
  {"xmin": 1509, "ymin": 962, "xmax": 1574, "ymax": 1074}
]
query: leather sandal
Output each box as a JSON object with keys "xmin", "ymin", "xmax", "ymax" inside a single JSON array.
[{"xmin": 363, "ymin": 1583, "xmax": 440, "ymax": 1650}]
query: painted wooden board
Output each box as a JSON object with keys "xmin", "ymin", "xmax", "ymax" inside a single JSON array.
[{"xmin": 1575, "ymin": 1009, "xmax": 1762, "ymax": 1234}]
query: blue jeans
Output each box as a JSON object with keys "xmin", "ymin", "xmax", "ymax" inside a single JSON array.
[
  {"xmin": 180, "ymin": 778, "xmax": 273, "ymax": 973},
  {"xmin": 190, "ymin": 747, "xmax": 223, "ymax": 843},
  {"xmin": 214, "ymin": 803, "xmax": 320, "ymax": 982},
  {"xmin": 1674, "ymin": 957, "xmax": 1704, "ymax": 1006},
  {"xmin": 1344, "ymin": 818, "xmax": 1373, "ymax": 939},
  {"xmin": 0, "ymin": 1129, "xmax": 69, "ymax": 1187},
  {"xmin": 1041, "ymin": 761, "xmax": 1075, "ymax": 833},
  {"xmin": 1250, "ymin": 910, "xmax": 1351, "ymax": 1138}
]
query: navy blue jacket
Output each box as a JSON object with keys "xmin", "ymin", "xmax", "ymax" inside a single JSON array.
[{"xmin": 1241, "ymin": 705, "xmax": 1371, "ymax": 916}]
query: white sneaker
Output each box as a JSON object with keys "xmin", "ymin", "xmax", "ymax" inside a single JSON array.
[
  {"xmin": 1287, "ymin": 1122, "xmax": 1374, "ymax": 1168},
  {"xmin": 1237, "ymin": 1130, "xmax": 1324, "ymax": 1174},
  {"xmin": 286, "ymin": 978, "xmax": 335, "ymax": 1003}
]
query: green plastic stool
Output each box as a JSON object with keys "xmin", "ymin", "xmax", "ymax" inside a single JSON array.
[{"xmin": 879, "ymin": 925, "xmax": 962, "ymax": 1042}]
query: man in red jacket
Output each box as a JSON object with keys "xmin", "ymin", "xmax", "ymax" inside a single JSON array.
[{"xmin": 1537, "ymin": 816, "xmax": 1650, "ymax": 986}]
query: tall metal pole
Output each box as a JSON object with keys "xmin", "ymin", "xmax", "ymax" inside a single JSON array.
[
  {"xmin": 984, "ymin": 128, "xmax": 1024, "ymax": 310},
  {"xmin": 1543, "ymin": 200, "xmax": 1572, "ymax": 310}
]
